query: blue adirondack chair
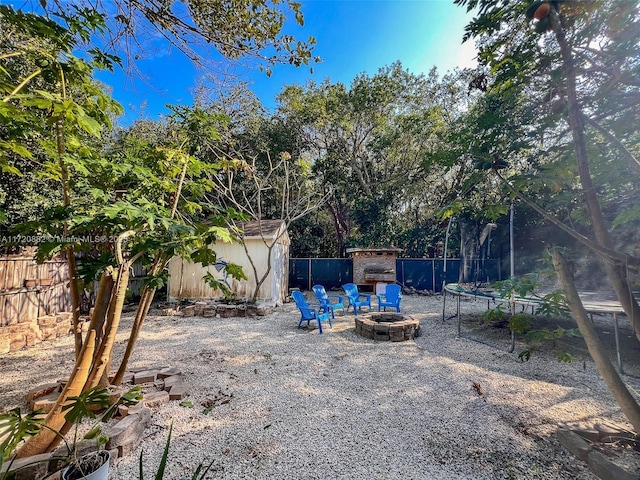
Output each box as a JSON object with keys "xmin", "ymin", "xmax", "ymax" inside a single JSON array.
[
  {"xmin": 292, "ymin": 291, "xmax": 332, "ymax": 334},
  {"xmin": 342, "ymin": 283, "xmax": 371, "ymax": 315},
  {"xmin": 312, "ymin": 284, "xmax": 346, "ymax": 319},
  {"xmin": 377, "ymin": 283, "xmax": 402, "ymax": 312}
]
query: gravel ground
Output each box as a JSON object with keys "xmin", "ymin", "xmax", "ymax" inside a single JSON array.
[{"xmin": 2, "ymin": 293, "xmax": 640, "ymax": 479}]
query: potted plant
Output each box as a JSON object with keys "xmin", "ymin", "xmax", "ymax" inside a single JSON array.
[
  {"xmin": 0, "ymin": 386, "xmax": 141, "ymax": 480},
  {"xmin": 61, "ymin": 386, "xmax": 142, "ymax": 480},
  {"xmin": 61, "ymin": 450, "xmax": 110, "ymax": 480}
]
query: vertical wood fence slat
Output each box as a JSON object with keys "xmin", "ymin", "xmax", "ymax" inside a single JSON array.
[{"xmin": 0, "ymin": 257, "xmax": 70, "ymax": 326}]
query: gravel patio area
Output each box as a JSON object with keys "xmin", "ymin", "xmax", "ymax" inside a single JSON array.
[{"xmin": 2, "ymin": 293, "xmax": 640, "ymax": 479}]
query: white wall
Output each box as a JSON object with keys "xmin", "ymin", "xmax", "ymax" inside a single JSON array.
[{"xmin": 167, "ymin": 230, "xmax": 289, "ymax": 304}]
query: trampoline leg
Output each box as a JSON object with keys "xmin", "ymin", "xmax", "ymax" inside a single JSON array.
[
  {"xmin": 442, "ymin": 286, "xmax": 447, "ymax": 323},
  {"xmin": 613, "ymin": 313, "xmax": 624, "ymax": 375},
  {"xmin": 508, "ymin": 299, "xmax": 515, "ymax": 353},
  {"xmin": 457, "ymin": 293, "xmax": 461, "ymax": 337}
]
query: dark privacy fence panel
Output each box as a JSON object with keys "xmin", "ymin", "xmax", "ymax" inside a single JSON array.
[
  {"xmin": 289, "ymin": 259, "xmax": 352, "ymax": 291},
  {"xmin": 290, "ymin": 258, "xmax": 503, "ymax": 293}
]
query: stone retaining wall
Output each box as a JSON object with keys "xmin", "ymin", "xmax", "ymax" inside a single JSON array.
[{"xmin": 0, "ymin": 312, "xmax": 73, "ymax": 354}]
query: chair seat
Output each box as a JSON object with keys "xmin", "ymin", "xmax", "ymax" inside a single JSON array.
[
  {"xmin": 342, "ymin": 283, "xmax": 371, "ymax": 315},
  {"xmin": 312, "ymin": 284, "xmax": 346, "ymax": 319},
  {"xmin": 292, "ymin": 290, "xmax": 333, "ymax": 334},
  {"xmin": 376, "ymin": 284, "xmax": 402, "ymax": 312}
]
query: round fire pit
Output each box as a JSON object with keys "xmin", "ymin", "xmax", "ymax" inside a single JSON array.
[{"xmin": 354, "ymin": 312, "xmax": 420, "ymax": 341}]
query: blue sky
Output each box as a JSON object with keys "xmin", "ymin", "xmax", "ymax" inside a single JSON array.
[{"xmin": 96, "ymin": 0, "xmax": 479, "ymax": 125}]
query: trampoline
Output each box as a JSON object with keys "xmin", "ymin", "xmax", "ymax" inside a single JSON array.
[{"xmin": 443, "ymin": 283, "xmax": 636, "ymax": 374}]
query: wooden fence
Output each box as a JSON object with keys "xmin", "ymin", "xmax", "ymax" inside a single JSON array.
[{"xmin": 0, "ymin": 255, "xmax": 71, "ymax": 327}]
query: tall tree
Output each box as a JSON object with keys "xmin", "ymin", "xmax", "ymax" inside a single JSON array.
[
  {"xmin": 455, "ymin": 0, "xmax": 640, "ymax": 326},
  {"xmin": 454, "ymin": 0, "xmax": 640, "ymax": 430},
  {"xmin": 277, "ymin": 63, "xmax": 452, "ymax": 255},
  {"xmin": 197, "ymin": 97, "xmax": 331, "ymax": 302},
  {"xmin": 1, "ymin": 0, "xmax": 315, "ymax": 455}
]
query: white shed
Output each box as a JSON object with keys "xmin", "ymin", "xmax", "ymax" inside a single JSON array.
[{"xmin": 167, "ymin": 220, "xmax": 290, "ymax": 305}]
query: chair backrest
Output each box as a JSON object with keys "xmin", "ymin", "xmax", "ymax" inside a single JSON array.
[
  {"xmin": 292, "ymin": 291, "xmax": 316, "ymax": 320},
  {"xmin": 385, "ymin": 284, "xmax": 402, "ymax": 301},
  {"xmin": 312, "ymin": 284, "xmax": 329, "ymax": 305},
  {"xmin": 342, "ymin": 283, "xmax": 358, "ymax": 300},
  {"xmin": 292, "ymin": 290, "xmax": 309, "ymax": 308}
]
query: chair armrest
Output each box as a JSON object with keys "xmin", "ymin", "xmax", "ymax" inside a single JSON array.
[
  {"xmin": 359, "ymin": 293, "xmax": 371, "ymax": 301},
  {"xmin": 327, "ymin": 294, "xmax": 343, "ymax": 303}
]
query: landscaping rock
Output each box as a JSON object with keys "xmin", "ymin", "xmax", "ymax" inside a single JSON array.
[
  {"xmin": 574, "ymin": 428, "xmax": 600, "ymax": 443},
  {"xmin": 168, "ymin": 381, "xmax": 189, "ymax": 400},
  {"xmin": 587, "ymin": 450, "xmax": 636, "ymax": 480},
  {"xmin": 595, "ymin": 423, "xmax": 622, "ymax": 442},
  {"xmin": 0, "ymin": 452, "xmax": 52, "ymax": 480},
  {"xmin": 256, "ymin": 304, "xmax": 272, "ymax": 316},
  {"xmin": 194, "ymin": 301, "xmax": 208, "ymax": 316},
  {"xmin": 0, "ymin": 333, "xmax": 10, "ymax": 354},
  {"xmin": 218, "ymin": 305, "xmax": 238, "ymax": 318},
  {"xmin": 158, "ymin": 367, "xmax": 182, "ymax": 379},
  {"xmin": 142, "ymin": 390, "xmax": 170, "ymax": 408},
  {"xmin": 27, "ymin": 382, "xmax": 60, "ymax": 404},
  {"xmin": 133, "ymin": 369, "xmax": 159, "ymax": 384},
  {"xmin": 31, "ymin": 390, "xmax": 60, "ymax": 413},
  {"xmin": 557, "ymin": 428, "xmax": 592, "ymax": 462},
  {"xmin": 118, "ymin": 402, "xmax": 146, "ymax": 417},
  {"xmin": 106, "ymin": 408, "xmax": 152, "ymax": 456},
  {"xmin": 202, "ymin": 307, "xmax": 217, "ymax": 317},
  {"xmin": 162, "ymin": 374, "xmax": 183, "ymax": 392}
]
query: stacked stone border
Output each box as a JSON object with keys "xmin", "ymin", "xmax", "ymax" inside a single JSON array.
[
  {"xmin": 354, "ymin": 312, "xmax": 420, "ymax": 341},
  {"xmin": 4, "ymin": 366, "xmax": 189, "ymax": 479},
  {"xmin": 557, "ymin": 425, "xmax": 638, "ymax": 480},
  {"xmin": 170, "ymin": 301, "xmax": 273, "ymax": 318}
]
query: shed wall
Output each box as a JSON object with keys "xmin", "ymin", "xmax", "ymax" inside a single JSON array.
[{"xmin": 168, "ymin": 233, "xmax": 289, "ymax": 304}]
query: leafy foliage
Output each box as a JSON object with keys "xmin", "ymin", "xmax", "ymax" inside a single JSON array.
[
  {"xmin": 139, "ymin": 423, "xmax": 216, "ymax": 480},
  {"xmin": 508, "ymin": 312, "xmax": 533, "ymax": 334},
  {"xmin": 33, "ymin": 0, "xmax": 320, "ymax": 77},
  {"xmin": 518, "ymin": 326, "xmax": 582, "ymax": 362},
  {"xmin": 0, "ymin": 409, "xmax": 44, "ymax": 470},
  {"xmin": 494, "ymin": 274, "xmax": 540, "ymax": 299},
  {"xmin": 0, "ymin": 386, "xmax": 142, "ymax": 478}
]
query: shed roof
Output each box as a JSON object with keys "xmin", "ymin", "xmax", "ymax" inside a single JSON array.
[
  {"xmin": 346, "ymin": 247, "xmax": 402, "ymax": 255},
  {"xmin": 242, "ymin": 220, "xmax": 286, "ymax": 239}
]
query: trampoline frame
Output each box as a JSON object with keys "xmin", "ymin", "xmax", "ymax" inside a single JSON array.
[{"xmin": 442, "ymin": 283, "xmax": 629, "ymax": 374}]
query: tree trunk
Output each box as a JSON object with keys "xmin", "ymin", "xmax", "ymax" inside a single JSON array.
[
  {"xmin": 16, "ymin": 330, "xmax": 96, "ymax": 457},
  {"xmin": 458, "ymin": 218, "xmax": 478, "ymax": 283},
  {"xmin": 67, "ymin": 250, "xmax": 83, "ymax": 359},
  {"xmin": 55, "ymin": 117, "xmax": 83, "ymax": 359},
  {"xmin": 550, "ymin": 8, "xmax": 640, "ymax": 336},
  {"xmin": 552, "ymin": 251, "xmax": 640, "ymax": 432},
  {"xmin": 85, "ymin": 263, "xmax": 130, "ymax": 390},
  {"xmin": 112, "ymin": 283, "xmax": 157, "ymax": 385},
  {"xmin": 327, "ymin": 200, "xmax": 349, "ymax": 257},
  {"xmin": 86, "ymin": 268, "xmax": 115, "ymax": 349}
]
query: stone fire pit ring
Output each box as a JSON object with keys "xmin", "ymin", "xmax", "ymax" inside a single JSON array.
[{"xmin": 354, "ymin": 312, "xmax": 420, "ymax": 341}]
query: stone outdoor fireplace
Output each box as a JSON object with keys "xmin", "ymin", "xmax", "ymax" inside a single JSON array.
[
  {"xmin": 347, "ymin": 247, "xmax": 401, "ymax": 293},
  {"xmin": 354, "ymin": 312, "xmax": 420, "ymax": 341}
]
